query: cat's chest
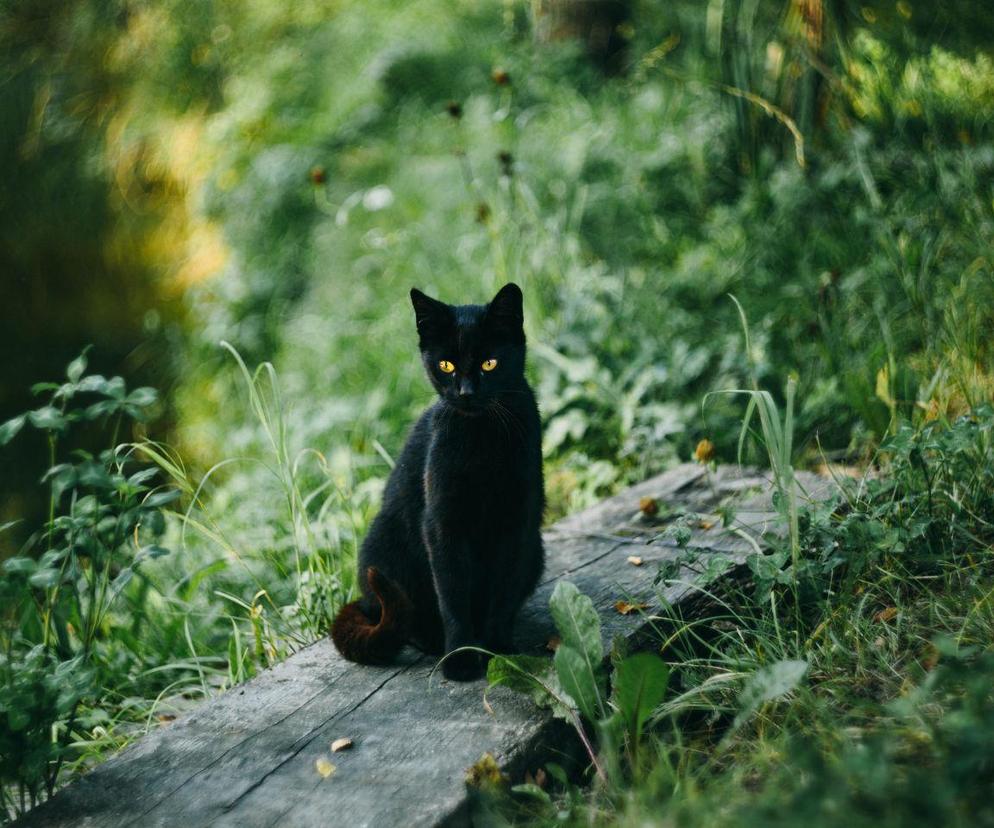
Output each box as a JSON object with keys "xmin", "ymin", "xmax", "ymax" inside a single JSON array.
[{"xmin": 423, "ymin": 431, "xmax": 531, "ymax": 511}]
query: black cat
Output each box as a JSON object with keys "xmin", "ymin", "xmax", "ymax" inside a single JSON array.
[{"xmin": 331, "ymin": 283, "xmax": 545, "ymax": 681}]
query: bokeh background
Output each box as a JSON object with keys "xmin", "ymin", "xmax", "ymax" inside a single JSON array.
[
  {"xmin": 2, "ymin": 0, "xmax": 994, "ymax": 820},
  {"xmin": 5, "ymin": 0, "xmax": 992, "ymax": 536}
]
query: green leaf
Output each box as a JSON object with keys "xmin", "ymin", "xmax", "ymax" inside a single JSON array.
[
  {"xmin": 77, "ymin": 463, "xmax": 115, "ymax": 489},
  {"xmin": 747, "ymin": 549, "xmax": 789, "ymax": 582},
  {"xmin": 554, "ymin": 644, "xmax": 603, "ymax": 723},
  {"xmin": 694, "ymin": 553, "xmax": 736, "ymax": 586},
  {"xmin": 76, "ymin": 374, "xmax": 110, "ymax": 394},
  {"xmin": 105, "ymin": 376, "xmax": 126, "ymax": 400},
  {"xmin": 128, "ymin": 468, "xmax": 159, "ymax": 487},
  {"xmin": 511, "ymin": 783, "xmax": 552, "ymax": 804},
  {"xmin": 83, "ymin": 400, "xmax": 122, "ymax": 420},
  {"xmin": 108, "ymin": 567, "xmax": 134, "ymax": 604},
  {"xmin": 544, "ymin": 762, "xmax": 568, "ymax": 786},
  {"xmin": 732, "ymin": 659, "xmax": 808, "ymax": 733},
  {"xmin": 612, "ymin": 652, "xmax": 670, "ymax": 740},
  {"xmin": 549, "ymin": 581, "xmax": 603, "ymax": 669},
  {"xmin": 144, "ymin": 490, "xmax": 180, "ymax": 508},
  {"xmin": 67, "ymin": 351, "xmax": 88, "ymax": 383},
  {"xmin": 0, "ymin": 414, "xmax": 26, "ymax": 445},
  {"xmin": 143, "ymin": 509, "xmax": 166, "ymax": 536},
  {"xmin": 27, "ymin": 406, "xmax": 67, "ymax": 431},
  {"xmin": 31, "ymin": 406, "xmax": 66, "ymax": 430},
  {"xmin": 29, "ymin": 568, "xmax": 62, "ymax": 589},
  {"xmin": 135, "ymin": 544, "xmax": 170, "ymax": 563},
  {"xmin": 3, "ymin": 557, "xmax": 37, "ymax": 575},
  {"xmin": 487, "ymin": 654, "xmax": 577, "ymax": 720},
  {"xmin": 126, "ymin": 387, "xmax": 158, "ymax": 407}
]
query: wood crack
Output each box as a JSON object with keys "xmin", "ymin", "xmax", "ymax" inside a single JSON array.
[{"xmin": 222, "ymin": 662, "xmax": 417, "ymax": 818}]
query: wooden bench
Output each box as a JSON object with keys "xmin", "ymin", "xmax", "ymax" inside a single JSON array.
[{"xmin": 16, "ymin": 463, "xmax": 833, "ymax": 827}]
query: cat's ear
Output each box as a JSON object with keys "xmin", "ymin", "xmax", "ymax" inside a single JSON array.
[
  {"xmin": 410, "ymin": 288, "xmax": 451, "ymax": 340},
  {"xmin": 485, "ymin": 283, "xmax": 524, "ymax": 340}
]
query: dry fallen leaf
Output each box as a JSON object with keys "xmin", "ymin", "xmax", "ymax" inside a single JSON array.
[
  {"xmin": 698, "ymin": 519, "xmax": 715, "ymax": 530},
  {"xmin": 331, "ymin": 738, "xmax": 353, "ymax": 753},
  {"xmin": 626, "ymin": 555, "xmax": 643, "ymax": 567},
  {"xmin": 315, "ymin": 757, "xmax": 336, "ymax": 779},
  {"xmin": 614, "ymin": 600, "xmax": 648, "ymax": 615},
  {"xmin": 546, "ymin": 635, "xmax": 561, "ymax": 652},
  {"xmin": 875, "ymin": 606, "xmax": 898, "ymax": 623},
  {"xmin": 639, "ymin": 496, "xmax": 659, "ymax": 517},
  {"xmin": 524, "ymin": 768, "xmax": 548, "ymax": 789}
]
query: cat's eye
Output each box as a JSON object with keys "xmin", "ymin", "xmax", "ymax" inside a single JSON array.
[
  {"xmin": 439, "ymin": 360, "xmax": 456, "ymax": 374},
  {"xmin": 481, "ymin": 358, "xmax": 498, "ymax": 372}
]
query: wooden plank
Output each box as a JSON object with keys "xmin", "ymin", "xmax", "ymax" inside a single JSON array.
[{"xmin": 16, "ymin": 464, "xmax": 831, "ymax": 828}]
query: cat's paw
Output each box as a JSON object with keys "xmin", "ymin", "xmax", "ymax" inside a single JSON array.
[{"xmin": 441, "ymin": 649, "xmax": 486, "ymax": 682}]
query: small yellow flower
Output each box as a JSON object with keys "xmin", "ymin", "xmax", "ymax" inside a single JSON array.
[
  {"xmin": 465, "ymin": 753, "xmax": 507, "ymax": 789},
  {"xmin": 694, "ymin": 439, "xmax": 716, "ymax": 464}
]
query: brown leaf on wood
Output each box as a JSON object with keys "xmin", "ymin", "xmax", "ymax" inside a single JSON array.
[
  {"xmin": 546, "ymin": 635, "xmax": 561, "ymax": 652},
  {"xmin": 626, "ymin": 555, "xmax": 643, "ymax": 567},
  {"xmin": 330, "ymin": 738, "xmax": 353, "ymax": 753},
  {"xmin": 614, "ymin": 600, "xmax": 648, "ymax": 615},
  {"xmin": 875, "ymin": 606, "xmax": 898, "ymax": 623},
  {"xmin": 639, "ymin": 496, "xmax": 659, "ymax": 517}
]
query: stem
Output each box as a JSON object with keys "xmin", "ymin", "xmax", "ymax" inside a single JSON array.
[
  {"xmin": 48, "ymin": 700, "xmax": 80, "ymax": 798},
  {"xmin": 570, "ymin": 711, "xmax": 608, "ymax": 784}
]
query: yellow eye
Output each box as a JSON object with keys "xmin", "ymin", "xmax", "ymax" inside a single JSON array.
[
  {"xmin": 481, "ymin": 358, "xmax": 498, "ymax": 372},
  {"xmin": 439, "ymin": 360, "xmax": 455, "ymax": 374}
]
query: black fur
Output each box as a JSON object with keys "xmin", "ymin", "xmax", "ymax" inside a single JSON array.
[{"xmin": 331, "ymin": 283, "xmax": 545, "ymax": 681}]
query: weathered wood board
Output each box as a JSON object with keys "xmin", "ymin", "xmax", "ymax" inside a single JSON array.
[{"xmin": 16, "ymin": 463, "xmax": 834, "ymax": 828}]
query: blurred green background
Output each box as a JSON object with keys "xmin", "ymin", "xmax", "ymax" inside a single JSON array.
[
  {"xmin": 2, "ymin": 0, "xmax": 994, "ymax": 819},
  {"xmin": 4, "ymin": 0, "xmax": 992, "ymax": 542}
]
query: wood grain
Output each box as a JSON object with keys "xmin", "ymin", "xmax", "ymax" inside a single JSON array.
[{"xmin": 16, "ymin": 464, "xmax": 832, "ymax": 828}]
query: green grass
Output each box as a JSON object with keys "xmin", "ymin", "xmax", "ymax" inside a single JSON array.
[{"xmin": 477, "ymin": 407, "xmax": 994, "ymax": 827}]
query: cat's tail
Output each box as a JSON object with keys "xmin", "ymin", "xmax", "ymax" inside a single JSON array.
[{"xmin": 331, "ymin": 566, "xmax": 412, "ymax": 664}]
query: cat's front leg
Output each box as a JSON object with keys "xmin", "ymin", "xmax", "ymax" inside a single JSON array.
[
  {"xmin": 483, "ymin": 533, "xmax": 544, "ymax": 655},
  {"xmin": 423, "ymin": 523, "xmax": 486, "ymax": 681}
]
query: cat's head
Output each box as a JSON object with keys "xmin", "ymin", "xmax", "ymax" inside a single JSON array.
[{"xmin": 409, "ymin": 283, "xmax": 526, "ymax": 413}]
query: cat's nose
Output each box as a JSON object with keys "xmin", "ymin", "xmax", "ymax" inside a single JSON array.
[{"xmin": 458, "ymin": 378, "xmax": 474, "ymax": 397}]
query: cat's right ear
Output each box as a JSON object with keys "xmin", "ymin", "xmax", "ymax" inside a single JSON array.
[{"xmin": 410, "ymin": 288, "xmax": 450, "ymax": 340}]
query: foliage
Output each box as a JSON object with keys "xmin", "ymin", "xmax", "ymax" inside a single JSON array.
[
  {"xmin": 492, "ymin": 404, "xmax": 994, "ymax": 826},
  {"xmin": 0, "ymin": 354, "xmax": 172, "ymax": 817},
  {"xmin": 488, "ymin": 581, "xmax": 670, "ymax": 782}
]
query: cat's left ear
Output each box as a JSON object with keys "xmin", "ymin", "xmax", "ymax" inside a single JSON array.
[{"xmin": 486, "ymin": 283, "xmax": 524, "ymax": 340}]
